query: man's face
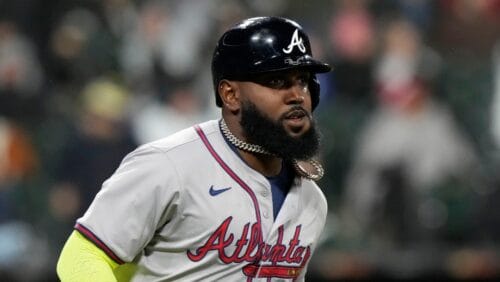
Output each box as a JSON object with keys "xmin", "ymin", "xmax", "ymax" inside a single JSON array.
[
  {"xmin": 236, "ymin": 69, "xmax": 314, "ymax": 136},
  {"xmin": 237, "ymin": 70, "xmax": 320, "ymax": 160}
]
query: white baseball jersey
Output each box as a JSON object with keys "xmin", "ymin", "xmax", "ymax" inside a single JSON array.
[{"xmin": 76, "ymin": 119, "xmax": 328, "ymax": 281}]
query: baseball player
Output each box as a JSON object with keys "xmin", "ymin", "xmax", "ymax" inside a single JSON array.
[{"xmin": 57, "ymin": 16, "xmax": 331, "ymax": 281}]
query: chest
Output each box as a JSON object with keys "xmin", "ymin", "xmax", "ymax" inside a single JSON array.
[{"xmin": 155, "ymin": 171, "xmax": 319, "ymax": 267}]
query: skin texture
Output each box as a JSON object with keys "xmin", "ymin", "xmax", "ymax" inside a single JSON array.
[{"xmin": 219, "ymin": 69, "xmax": 313, "ymax": 176}]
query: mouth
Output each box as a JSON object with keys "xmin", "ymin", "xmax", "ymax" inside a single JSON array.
[
  {"xmin": 283, "ymin": 108, "xmax": 310, "ymax": 133},
  {"xmin": 285, "ymin": 108, "xmax": 307, "ymax": 119}
]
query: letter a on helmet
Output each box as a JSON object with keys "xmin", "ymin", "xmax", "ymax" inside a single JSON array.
[{"xmin": 283, "ymin": 29, "xmax": 306, "ymax": 54}]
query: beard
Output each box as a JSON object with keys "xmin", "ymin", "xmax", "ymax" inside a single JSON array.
[{"xmin": 239, "ymin": 100, "xmax": 320, "ymax": 160}]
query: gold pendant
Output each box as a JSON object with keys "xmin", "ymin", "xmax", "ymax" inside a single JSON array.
[{"xmin": 293, "ymin": 159, "xmax": 324, "ymax": 181}]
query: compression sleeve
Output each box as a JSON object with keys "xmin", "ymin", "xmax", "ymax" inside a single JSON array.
[{"xmin": 57, "ymin": 230, "xmax": 120, "ymax": 282}]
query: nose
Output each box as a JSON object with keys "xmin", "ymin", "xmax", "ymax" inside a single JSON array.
[{"xmin": 284, "ymin": 81, "xmax": 307, "ymax": 105}]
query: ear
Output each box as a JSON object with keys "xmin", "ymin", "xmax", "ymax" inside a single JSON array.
[{"xmin": 218, "ymin": 80, "xmax": 240, "ymax": 112}]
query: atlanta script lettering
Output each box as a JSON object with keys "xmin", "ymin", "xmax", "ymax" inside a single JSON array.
[{"xmin": 187, "ymin": 216, "xmax": 311, "ymax": 278}]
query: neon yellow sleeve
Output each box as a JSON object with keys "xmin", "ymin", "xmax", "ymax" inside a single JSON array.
[{"xmin": 57, "ymin": 230, "xmax": 136, "ymax": 282}]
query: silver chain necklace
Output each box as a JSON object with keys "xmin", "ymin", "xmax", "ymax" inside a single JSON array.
[
  {"xmin": 220, "ymin": 118, "xmax": 273, "ymax": 155},
  {"xmin": 219, "ymin": 119, "xmax": 324, "ymax": 181}
]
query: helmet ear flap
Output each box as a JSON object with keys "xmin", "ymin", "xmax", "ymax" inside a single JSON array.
[{"xmin": 309, "ymin": 75, "xmax": 321, "ymax": 111}]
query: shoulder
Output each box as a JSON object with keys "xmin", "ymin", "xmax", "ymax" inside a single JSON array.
[
  {"xmin": 118, "ymin": 120, "xmax": 223, "ymax": 178},
  {"xmin": 142, "ymin": 120, "xmax": 220, "ymax": 153},
  {"xmin": 115, "ymin": 120, "xmax": 219, "ymax": 172},
  {"xmin": 126, "ymin": 120, "xmax": 219, "ymax": 160}
]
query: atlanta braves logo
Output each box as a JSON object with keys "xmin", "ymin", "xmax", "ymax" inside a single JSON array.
[
  {"xmin": 285, "ymin": 57, "xmax": 307, "ymax": 66},
  {"xmin": 282, "ymin": 29, "xmax": 306, "ymax": 54},
  {"xmin": 187, "ymin": 216, "xmax": 311, "ymax": 279}
]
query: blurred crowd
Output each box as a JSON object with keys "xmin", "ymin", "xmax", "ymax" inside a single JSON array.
[{"xmin": 1, "ymin": 0, "xmax": 500, "ymax": 281}]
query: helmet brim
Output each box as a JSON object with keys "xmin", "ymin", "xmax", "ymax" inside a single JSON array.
[
  {"xmin": 296, "ymin": 59, "xmax": 332, "ymax": 73},
  {"xmin": 225, "ymin": 58, "xmax": 332, "ymax": 81}
]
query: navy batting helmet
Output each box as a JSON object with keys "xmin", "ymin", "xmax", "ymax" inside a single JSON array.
[{"xmin": 212, "ymin": 16, "xmax": 331, "ymax": 110}]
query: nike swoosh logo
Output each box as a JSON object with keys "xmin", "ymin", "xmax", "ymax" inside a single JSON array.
[{"xmin": 209, "ymin": 185, "xmax": 232, "ymax": 196}]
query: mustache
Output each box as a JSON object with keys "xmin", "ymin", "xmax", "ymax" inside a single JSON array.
[{"xmin": 281, "ymin": 106, "xmax": 311, "ymax": 120}]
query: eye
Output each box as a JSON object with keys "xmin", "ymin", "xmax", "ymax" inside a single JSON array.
[
  {"xmin": 267, "ymin": 77, "xmax": 286, "ymax": 88},
  {"xmin": 257, "ymin": 76, "xmax": 287, "ymax": 89},
  {"xmin": 297, "ymin": 75, "xmax": 309, "ymax": 88}
]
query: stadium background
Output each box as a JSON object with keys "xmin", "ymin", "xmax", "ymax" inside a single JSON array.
[{"xmin": 1, "ymin": 0, "xmax": 500, "ymax": 280}]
